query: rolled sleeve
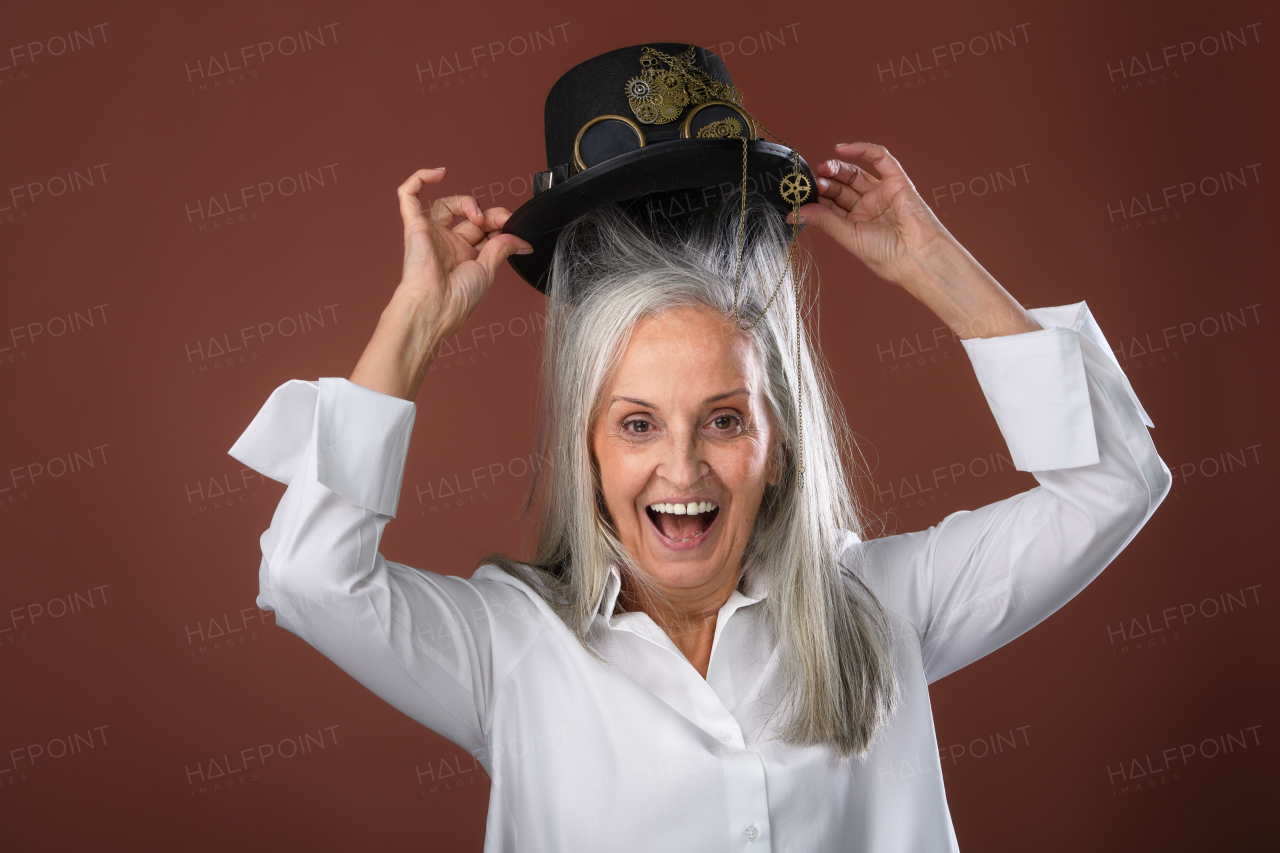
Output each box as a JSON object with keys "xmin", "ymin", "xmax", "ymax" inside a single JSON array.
[
  {"xmin": 226, "ymin": 377, "xmax": 538, "ymax": 754},
  {"xmin": 314, "ymin": 378, "xmax": 416, "ymax": 517},
  {"xmin": 961, "ymin": 301, "xmax": 1152, "ymax": 473},
  {"xmin": 229, "ymin": 377, "xmax": 416, "ymax": 517},
  {"xmin": 858, "ymin": 301, "xmax": 1170, "ymax": 682}
]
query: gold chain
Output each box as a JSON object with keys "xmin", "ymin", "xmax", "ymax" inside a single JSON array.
[{"xmin": 642, "ymin": 47, "xmax": 807, "ymax": 488}]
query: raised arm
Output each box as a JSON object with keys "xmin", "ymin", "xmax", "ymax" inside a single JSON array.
[
  {"xmin": 796, "ymin": 141, "xmax": 1042, "ymax": 342},
  {"xmin": 350, "ymin": 167, "xmax": 531, "ymax": 400},
  {"xmin": 853, "ymin": 301, "xmax": 1170, "ymax": 681},
  {"xmin": 227, "ymin": 172, "xmax": 537, "ymax": 756},
  {"xmin": 801, "ymin": 143, "xmax": 1170, "ymax": 679}
]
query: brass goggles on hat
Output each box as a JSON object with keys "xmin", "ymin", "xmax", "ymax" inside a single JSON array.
[
  {"xmin": 572, "ymin": 101, "xmax": 758, "ymax": 172},
  {"xmin": 572, "ymin": 46, "xmax": 759, "ymax": 172}
]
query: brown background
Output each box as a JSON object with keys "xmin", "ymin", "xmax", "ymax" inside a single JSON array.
[{"xmin": 1, "ymin": 0, "xmax": 1275, "ymax": 849}]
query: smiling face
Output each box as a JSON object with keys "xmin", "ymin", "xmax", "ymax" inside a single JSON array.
[{"xmin": 591, "ymin": 305, "xmax": 780, "ymax": 602}]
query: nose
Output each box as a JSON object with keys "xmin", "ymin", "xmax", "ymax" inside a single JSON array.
[{"xmin": 657, "ymin": 425, "xmax": 707, "ymax": 489}]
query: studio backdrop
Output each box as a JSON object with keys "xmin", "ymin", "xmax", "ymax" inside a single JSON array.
[{"xmin": 1, "ymin": 0, "xmax": 1274, "ymax": 849}]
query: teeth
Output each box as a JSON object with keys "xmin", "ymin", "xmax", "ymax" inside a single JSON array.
[{"xmin": 648, "ymin": 501, "xmax": 718, "ymax": 514}]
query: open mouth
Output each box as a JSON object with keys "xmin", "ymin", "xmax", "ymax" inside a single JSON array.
[{"xmin": 645, "ymin": 501, "xmax": 719, "ymax": 546}]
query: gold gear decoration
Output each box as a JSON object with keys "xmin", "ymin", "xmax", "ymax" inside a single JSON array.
[
  {"xmin": 779, "ymin": 172, "xmax": 811, "ymax": 205},
  {"xmin": 624, "ymin": 45, "xmax": 812, "ymax": 487},
  {"xmin": 696, "ymin": 117, "xmax": 744, "ymax": 139},
  {"xmin": 633, "ymin": 103, "xmax": 659, "ymax": 123},
  {"xmin": 624, "ymin": 46, "xmax": 743, "ymax": 126}
]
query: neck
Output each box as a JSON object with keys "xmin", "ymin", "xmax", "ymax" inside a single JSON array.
[{"xmin": 619, "ymin": 566, "xmax": 741, "ymax": 679}]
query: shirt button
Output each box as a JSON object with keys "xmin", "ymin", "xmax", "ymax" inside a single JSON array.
[
  {"xmin": 717, "ymin": 731, "xmax": 732, "ymax": 742},
  {"xmin": 744, "ymin": 823, "xmax": 759, "ymax": 841}
]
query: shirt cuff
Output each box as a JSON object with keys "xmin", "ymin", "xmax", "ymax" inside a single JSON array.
[
  {"xmin": 961, "ymin": 301, "xmax": 1152, "ymax": 472},
  {"xmin": 228, "ymin": 377, "xmax": 417, "ymax": 517}
]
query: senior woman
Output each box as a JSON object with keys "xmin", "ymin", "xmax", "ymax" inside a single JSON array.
[{"xmin": 230, "ymin": 44, "xmax": 1169, "ymax": 853}]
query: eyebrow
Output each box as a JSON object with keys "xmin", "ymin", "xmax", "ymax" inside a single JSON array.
[{"xmin": 608, "ymin": 387, "xmax": 750, "ymax": 411}]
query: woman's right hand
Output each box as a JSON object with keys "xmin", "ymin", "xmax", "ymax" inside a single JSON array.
[
  {"xmin": 395, "ymin": 167, "xmax": 531, "ymax": 343},
  {"xmin": 349, "ymin": 168, "xmax": 532, "ymax": 401}
]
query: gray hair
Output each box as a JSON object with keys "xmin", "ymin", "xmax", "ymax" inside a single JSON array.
[{"xmin": 484, "ymin": 194, "xmax": 898, "ymax": 759}]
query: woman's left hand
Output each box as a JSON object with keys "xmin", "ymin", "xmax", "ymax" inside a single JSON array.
[
  {"xmin": 793, "ymin": 141, "xmax": 1041, "ymax": 339},
  {"xmin": 791, "ymin": 142, "xmax": 954, "ymax": 290}
]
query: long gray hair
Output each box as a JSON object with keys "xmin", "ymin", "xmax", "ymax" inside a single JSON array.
[{"xmin": 484, "ymin": 194, "xmax": 897, "ymax": 759}]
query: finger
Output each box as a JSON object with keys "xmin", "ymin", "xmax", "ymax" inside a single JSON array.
[
  {"xmin": 817, "ymin": 158, "xmax": 860, "ymax": 186},
  {"xmin": 451, "ymin": 218, "xmax": 487, "ymax": 246},
  {"xmin": 469, "ymin": 207, "xmax": 515, "ymax": 254},
  {"xmin": 397, "ymin": 167, "xmax": 448, "ymax": 228},
  {"xmin": 429, "ymin": 195, "xmax": 483, "ymax": 228},
  {"xmin": 819, "ymin": 158, "xmax": 880, "ymax": 195},
  {"xmin": 788, "ymin": 198, "xmax": 835, "ymax": 222},
  {"xmin": 834, "ymin": 142, "xmax": 906, "ymax": 181},
  {"xmin": 479, "ymin": 206, "xmax": 513, "ymax": 233},
  {"xmin": 816, "ymin": 176, "xmax": 862, "ymax": 212},
  {"xmin": 794, "ymin": 203, "xmax": 860, "ymax": 253},
  {"xmin": 815, "ymin": 175, "xmax": 846, "ymax": 199},
  {"xmin": 474, "ymin": 233, "xmax": 533, "ymax": 284},
  {"xmin": 850, "ymin": 169, "xmax": 879, "ymax": 196}
]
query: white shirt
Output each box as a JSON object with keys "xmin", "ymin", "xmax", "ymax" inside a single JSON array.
[{"xmin": 230, "ymin": 301, "xmax": 1170, "ymax": 852}]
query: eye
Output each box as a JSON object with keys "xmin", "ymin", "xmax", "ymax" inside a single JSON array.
[
  {"xmin": 709, "ymin": 414, "xmax": 742, "ymax": 433},
  {"xmin": 623, "ymin": 418, "xmax": 652, "ymax": 434}
]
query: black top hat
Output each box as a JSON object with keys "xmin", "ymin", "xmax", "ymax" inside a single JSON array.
[{"xmin": 502, "ymin": 42, "xmax": 816, "ymax": 292}]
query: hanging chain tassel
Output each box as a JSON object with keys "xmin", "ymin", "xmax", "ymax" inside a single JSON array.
[{"xmin": 639, "ymin": 46, "xmax": 811, "ymax": 490}]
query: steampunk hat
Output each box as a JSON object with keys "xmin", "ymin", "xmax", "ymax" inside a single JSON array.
[{"xmin": 502, "ymin": 42, "xmax": 816, "ymax": 292}]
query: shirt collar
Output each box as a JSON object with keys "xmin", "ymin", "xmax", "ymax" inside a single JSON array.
[
  {"xmin": 593, "ymin": 564, "xmax": 769, "ymax": 620},
  {"xmin": 595, "ymin": 565, "xmax": 624, "ymax": 619}
]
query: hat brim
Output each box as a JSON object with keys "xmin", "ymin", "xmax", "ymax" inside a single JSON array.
[{"xmin": 502, "ymin": 139, "xmax": 814, "ymax": 293}]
